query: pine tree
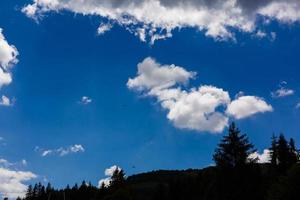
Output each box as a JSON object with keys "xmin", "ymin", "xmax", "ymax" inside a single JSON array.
[
  {"xmin": 277, "ymin": 134, "xmax": 290, "ymax": 172},
  {"xmin": 110, "ymin": 168, "xmax": 126, "ymax": 189},
  {"xmin": 269, "ymin": 134, "xmax": 278, "ymax": 166},
  {"xmin": 25, "ymin": 185, "xmax": 33, "ymax": 200},
  {"xmin": 100, "ymin": 182, "xmax": 106, "ymax": 190},
  {"xmin": 213, "ymin": 122, "xmax": 256, "ymax": 168},
  {"xmin": 288, "ymin": 138, "xmax": 298, "ymax": 165},
  {"xmin": 46, "ymin": 183, "xmax": 53, "ymax": 194}
]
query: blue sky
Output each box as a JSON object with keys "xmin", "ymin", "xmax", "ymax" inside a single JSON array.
[{"xmin": 1, "ymin": 0, "xmax": 300, "ymax": 198}]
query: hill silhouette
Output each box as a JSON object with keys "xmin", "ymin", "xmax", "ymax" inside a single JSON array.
[{"xmin": 14, "ymin": 123, "xmax": 300, "ymax": 200}]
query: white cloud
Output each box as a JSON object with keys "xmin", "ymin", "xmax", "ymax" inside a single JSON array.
[
  {"xmin": 161, "ymin": 86, "xmax": 230, "ymax": 133},
  {"xmin": 97, "ymin": 23, "xmax": 113, "ymax": 35},
  {"xmin": 258, "ymin": 1, "xmax": 300, "ymax": 23},
  {"xmin": 127, "ymin": 57, "xmax": 196, "ymax": 91},
  {"xmin": 79, "ymin": 96, "xmax": 92, "ymax": 105},
  {"xmin": 22, "ymin": 0, "xmax": 300, "ymax": 43},
  {"xmin": 0, "ymin": 68, "xmax": 12, "ymax": 88},
  {"xmin": 40, "ymin": 144, "xmax": 85, "ymax": 157},
  {"xmin": 249, "ymin": 149, "xmax": 271, "ymax": 163},
  {"xmin": 98, "ymin": 165, "xmax": 121, "ymax": 188},
  {"xmin": 41, "ymin": 150, "xmax": 52, "ymax": 157},
  {"xmin": 226, "ymin": 96, "xmax": 273, "ymax": 119},
  {"xmin": 296, "ymin": 102, "xmax": 300, "ymax": 109},
  {"xmin": 271, "ymin": 81, "xmax": 294, "ymax": 98},
  {"xmin": 272, "ymin": 88, "xmax": 294, "ymax": 98},
  {"xmin": 0, "ymin": 29, "xmax": 18, "ymax": 70},
  {"xmin": 0, "ymin": 29, "xmax": 18, "ymax": 105},
  {"xmin": 0, "ymin": 158, "xmax": 36, "ymax": 199},
  {"xmin": 128, "ymin": 57, "xmax": 272, "ymax": 133},
  {"xmin": 0, "ymin": 95, "xmax": 13, "ymax": 107},
  {"xmin": 104, "ymin": 165, "xmax": 121, "ymax": 177}
]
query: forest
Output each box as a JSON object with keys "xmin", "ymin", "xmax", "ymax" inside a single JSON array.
[{"xmin": 8, "ymin": 123, "xmax": 300, "ymax": 200}]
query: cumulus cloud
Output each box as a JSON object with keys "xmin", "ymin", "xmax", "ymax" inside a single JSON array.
[
  {"xmin": 127, "ymin": 57, "xmax": 196, "ymax": 90},
  {"xmin": 226, "ymin": 96, "xmax": 273, "ymax": 119},
  {"xmin": 271, "ymin": 81, "xmax": 294, "ymax": 98},
  {"xmin": 161, "ymin": 86, "xmax": 230, "ymax": 133},
  {"xmin": 0, "ymin": 158, "xmax": 36, "ymax": 198},
  {"xmin": 249, "ymin": 149, "xmax": 271, "ymax": 163},
  {"xmin": 0, "ymin": 68, "xmax": 12, "ymax": 88},
  {"xmin": 37, "ymin": 144, "xmax": 85, "ymax": 157},
  {"xmin": 98, "ymin": 165, "xmax": 121, "ymax": 188},
  {"xmin": 79, "ymin": 96, "xmax": 92, "ymax": 105},
  {"xmin": 0, "ymin": 29, "xmax": 18, "ymax": 70},
  {"xmin": 22, "ymin": 0, "xmax": 300, "ymax": 43},
  {"xmin": 0, "ymin": 28, "xmax": 18, "ymax": 89},
  {"xmin": 128, "ymin": 57, "xmax": 272, "ymax": 133}
]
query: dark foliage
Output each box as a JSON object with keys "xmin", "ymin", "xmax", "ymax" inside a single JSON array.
[
  {"xmin": 14, "ymin": 124, "xmax": 300, "ymax": 200},
  {"xmin": 213, "ymin": 122, "xmax": 256, "ymax": 168}
]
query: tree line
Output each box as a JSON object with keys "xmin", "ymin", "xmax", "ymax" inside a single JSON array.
[{"xmin": 6, "ymin": 122, "xmax": 300, "ymax": 200}]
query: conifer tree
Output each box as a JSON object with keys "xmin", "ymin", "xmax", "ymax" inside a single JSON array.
[
  {"xmin": 269, "ymin": 134, "xmax": 278, "ymax": 166},
  {"xmin": 288, "ymin": 138, "xmax": 298, "ymax": 165},
  {"xmin": 213, "ymin": 122, "xmax": 256, "ymax": 168},
  {"xmin": 277, "ymin": 134, "xmax": 290, "ymax": 172},
  {"xmin": 110, "ymin": 168, "xmax": 126, "ymax": 189},
  {"xmin": 25, "ymin": 185, "xmax": 33, "ymax": 200}
]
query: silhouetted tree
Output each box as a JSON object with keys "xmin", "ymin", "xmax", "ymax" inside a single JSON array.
[
  {"xmin": 110, "ymin": 168, "xmax": 126, "ymax": 189},
  {"xmin": 269, "ymin": 134, "xmax": 278, "ymax": 166},
  {"xmin": 288, "ymin": 138, "xmax": 298, "ymax": 165},
  {"xmin": 213, "ymin": 122, "xmax": 256, "ymax": 168},
  {"xmin": 46, "ymin": 183, "xmax": 53, "ymax": 194},
  {"xmin": 25, "ymin": 185, "xmax": 33, "ymax": 200},
  {"xmin": 277, "ymin": 134, "xmax": 290, "ymax": 172},
  {"xmin": 19, "ymin": 130, "xmax": 300, "ymax": 200}
]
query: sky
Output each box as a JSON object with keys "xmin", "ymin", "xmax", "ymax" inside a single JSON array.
[{"xmin": 1, "ymin": 0, "xmax": 300, "ymax": 198}]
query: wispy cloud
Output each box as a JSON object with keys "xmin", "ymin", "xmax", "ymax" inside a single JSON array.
[
  {"xmin": 271, "ymin": 81, "xmax": 294, "ymax": 98},
  {"xmin": 36, "ymin": 144, "xmax": 85, "ymax": 157},
  {"xmin": 0, "ymin": 158, "xmax": 29, "ymax": 168},
  {"xmin": 78, "ymin": 96, "xmax": 92, "ymax": 105}
]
